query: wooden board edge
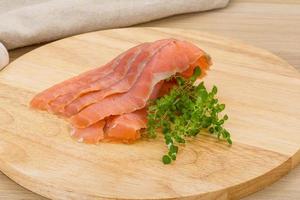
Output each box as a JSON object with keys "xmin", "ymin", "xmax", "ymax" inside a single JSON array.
[
  {"xmin": 292, "ymin": 149, "xmax": 300, "ymax": 169},
  {"xmin": 227, "ymin": 156, "xmax": 292, "ymax": 199}
]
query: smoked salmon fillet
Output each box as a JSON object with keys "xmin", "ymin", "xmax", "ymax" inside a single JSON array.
[
  {"xmin": 103, "ymin": 81, "xmax": 170, "ymax": 142},
  {"xmin": 70, "ymin": 120, "xmax": 106, "ymax": 144},
  {"xmin": 62, "ymin": 39, "xmax": 174, "ymax": 117},
  {"xmin": 70, "ymin": 40, "xmax": 211, "ymax": 128},
  {"xmin": 31, "ymin": 39, "xmax": 211, "ymax": 143},
  {"xmin": 48, "ymin": 44, "xmax": 146, "ymax": 114},
  {"xmin": 105, "ymin": 109, "xmax": 147, "ymax": 142},
  {"xmin": 72, "ymin": 109, "xmax": 147, "ymax": 143},
  {"xmin": 70, "ymin": 81, "xmax": 164, "ymax": 143},
  {"xmin": 30, "ymin": 43, "xmax": 146, "ymax": 110}
]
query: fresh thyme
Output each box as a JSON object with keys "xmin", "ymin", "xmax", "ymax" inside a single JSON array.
[{"xmin": 147, "ymin": 67, "xmax": 232, "ymax": 164}]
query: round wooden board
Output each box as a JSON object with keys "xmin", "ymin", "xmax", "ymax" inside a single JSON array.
[{"xmin": 0, "ymin": 28, "xmax": 300, "ymax": 200}]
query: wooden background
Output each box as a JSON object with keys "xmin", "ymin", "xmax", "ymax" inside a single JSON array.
[{"xmin": 1, "ymin": 0, "xmax": 300, "ymax": 199}]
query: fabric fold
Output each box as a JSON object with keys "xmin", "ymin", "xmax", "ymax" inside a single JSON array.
[
  {"xmin": 0, "ymin": 42, "xmax": 9, "ymax": 70},
  {"xmin": 0, "ymin": 0, "xmax": 229, "ymax": 50}
]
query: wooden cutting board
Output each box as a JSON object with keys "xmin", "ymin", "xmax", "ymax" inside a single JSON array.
[{"xmin": 0, "ymin": 27, "xmax": 299, "ymax": 200}]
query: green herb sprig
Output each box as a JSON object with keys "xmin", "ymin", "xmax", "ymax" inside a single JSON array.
[{"xmin": 147, "ymin": 67, "xmax": 232, "ymax": 164}]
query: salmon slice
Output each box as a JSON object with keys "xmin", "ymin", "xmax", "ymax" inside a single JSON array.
[
  {"xmin": 48, "ymin": 43, "xmax": 148, "ymax": 113},
  {"xmin": 31, "ymin": 43, "xmax": 146, "ymax": 110},
  {"xmin": 70, "ymin": 40, "xmax": 211, "ymax": 128},
  {"xmin": 63, "ymin": 39, "xmax": 175, "ymax": 117},
  {"xmin": 70, "ymin": 81, "xmax": 164, "ymax": 143},
  {"xmin": 71, "ymin": 109, "xmax": 147, "ymax": 144},
  {"xmin": 104, "ymin": 81, "xmax": 171, "ymax": 142},
  {"xmin": 104, "ymin": 109, "xmax": 147, "ymax": 142},
  {"xmin": 71, "ymin": 120, "xmax": 106, "ymax": 144}
]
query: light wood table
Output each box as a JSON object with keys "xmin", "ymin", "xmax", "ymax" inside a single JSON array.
[{"xmin": 2, "ymin": 0, "xmax": 300, "ymax": 199}]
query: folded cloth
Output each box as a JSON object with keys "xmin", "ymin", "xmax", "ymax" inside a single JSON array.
[
  {"xmin": 0, "ymin": 42, "xmax": 9, "ymax": 70},
  {"xmin": 0, "ymin": 0, "xmax": 229, "ymax": 69}
]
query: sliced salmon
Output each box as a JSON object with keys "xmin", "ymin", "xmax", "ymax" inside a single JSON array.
[
  {"xmin": 104, "ymin": 109, "xmax": 147, "ymax": 142},
  {"xmin": 71, "ymin": 120, "xmax": 106, "ymax": 144},
  {"xmin": 31, "ymin": 43, "xmax": 146, "ymax": 110},
  {"xmin": 31, "ymin": 39, "xmax": 212, "ymax": 144},
  {"xmin": 48, "ymin": 43, "xmax": 148, "ymax": 114},
  {"xmin": 70, "ymin": 40, "xmax": 211, "ymax": 128},
  {"xmin": 63, "ymin": 39, "xmax": 174, "ymax": 117},
  {"xmin": 104, "ymin": 81, "xmax": 172, "ymax": 142},
  {"xmin": 70, "ymin": 81, "xmax": 164, "ymax": 143}
]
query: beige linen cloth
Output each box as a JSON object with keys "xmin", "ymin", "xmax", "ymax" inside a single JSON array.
[{"xmin": 0, "ymin": 0, "xmax": 229, "ymax": 70}]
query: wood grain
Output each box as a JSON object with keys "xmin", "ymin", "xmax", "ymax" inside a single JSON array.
[
  {"xmin": 0, "ymin": 27, "xmax": 299, "ymax": 200},
  {"xmin": 2, "ymin": 0, "xmax": 300, "ymax": 199}
]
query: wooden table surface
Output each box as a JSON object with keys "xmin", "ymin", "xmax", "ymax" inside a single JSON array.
[{"xmin": 2, "ymin": 0, "xmax": 300, "ymax": 199}]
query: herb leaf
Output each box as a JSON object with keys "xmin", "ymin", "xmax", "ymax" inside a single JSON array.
[{"xmin": 147, "ymin": 67, "xmax": 232, "ymax": 164}]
